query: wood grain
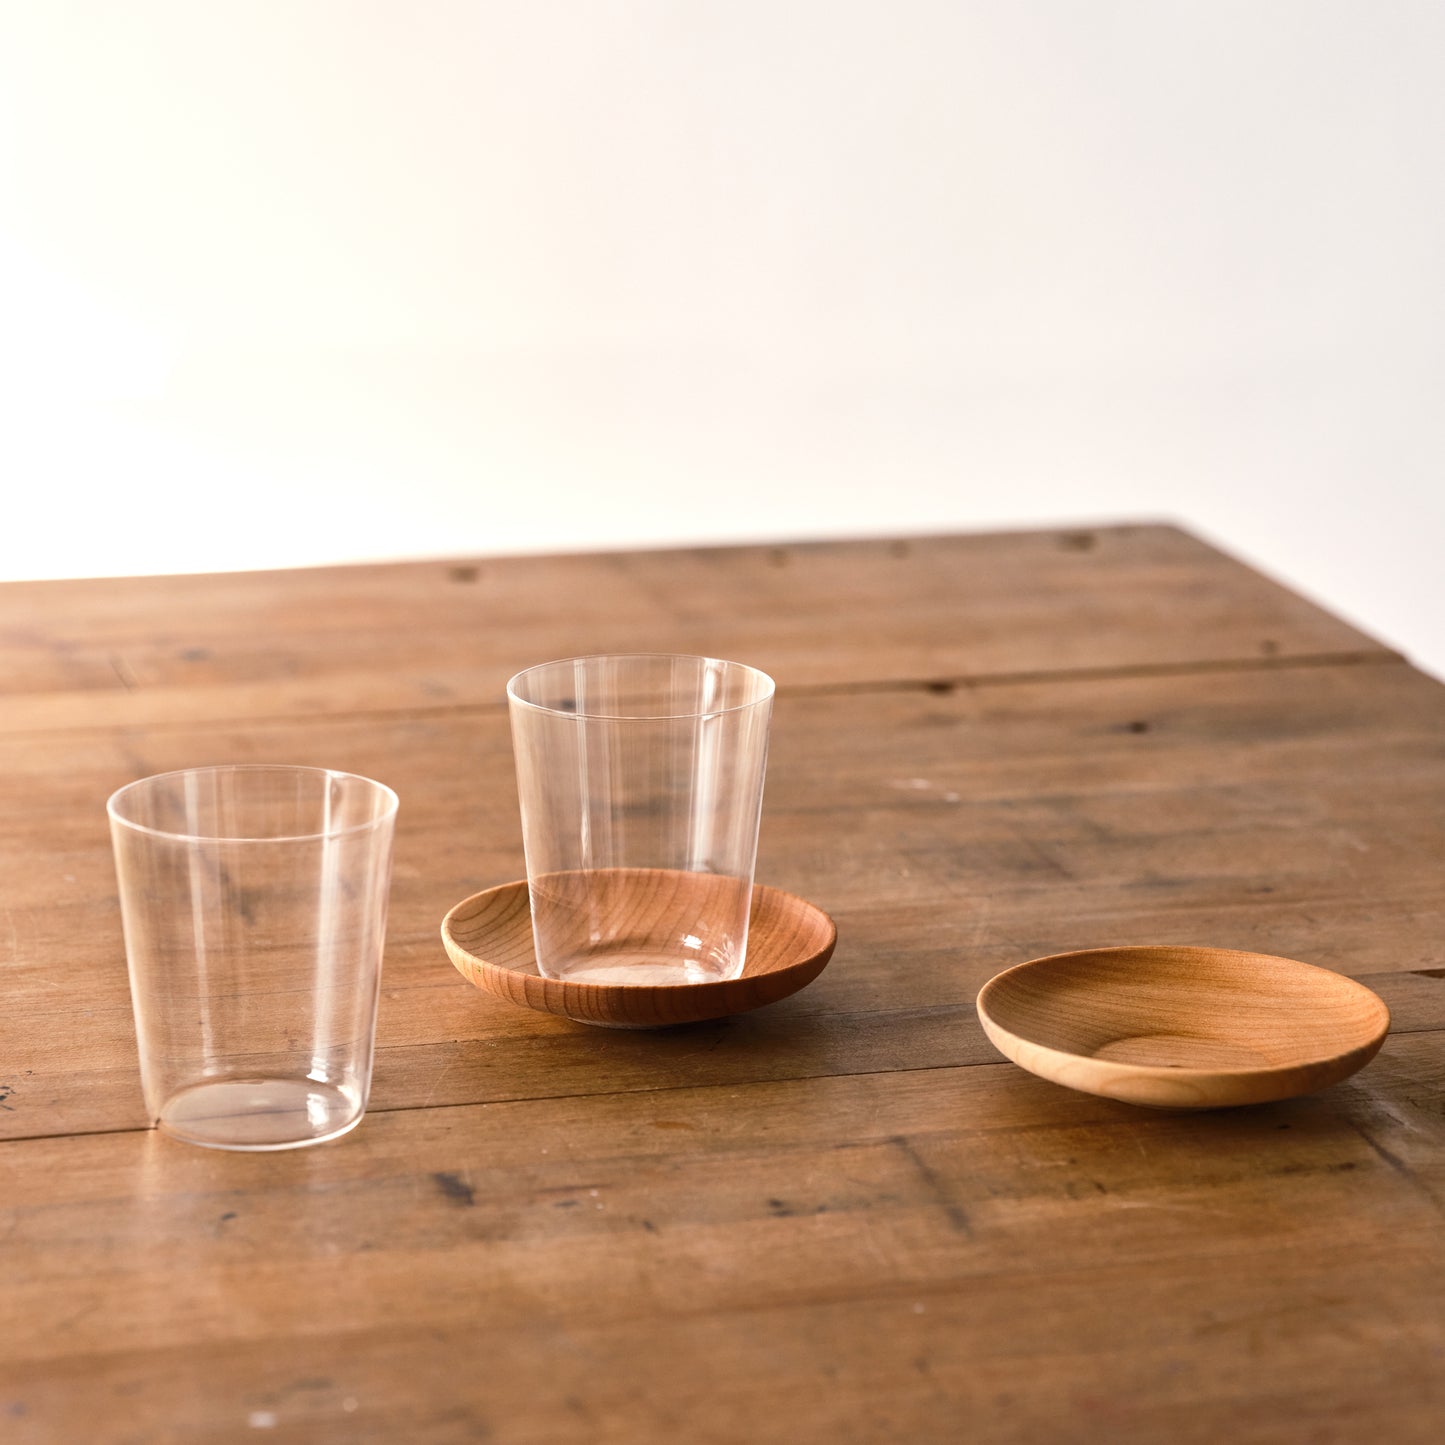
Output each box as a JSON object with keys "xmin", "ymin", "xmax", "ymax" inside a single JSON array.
[
  {"xmin": 0, "ymin": 525, "xmax": 1391, "ymax": 733},
  {"xmin": 2, "ymin": 1037, "xmax": 1444, "ymax": 1442},
  {"xmin": 443, "ymin": 876, "xmax": 836, "ymax": 1026}
]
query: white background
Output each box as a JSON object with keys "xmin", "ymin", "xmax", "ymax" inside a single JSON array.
[{"xmin": 2, "ymin": 2, "xmax": 1441, "ymax": 675}]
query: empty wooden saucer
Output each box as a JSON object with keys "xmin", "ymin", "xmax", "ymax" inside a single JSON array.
[
  {"xmin": 976, "ymin": 945, "xmax": 1390, "ymax": 1109},
  {"xmin": 441, "ymin": 880, "xmax": 836, "ymax": 1027}
]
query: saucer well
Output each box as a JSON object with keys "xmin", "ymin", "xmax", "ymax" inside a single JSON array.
[
  {"xmin": 976, "ymin": 945, "xmax": 1390, "ymax": 1109},
  {"xmin": 441, "ymin": 879, "xmax": 836, "ymax": 1028}
]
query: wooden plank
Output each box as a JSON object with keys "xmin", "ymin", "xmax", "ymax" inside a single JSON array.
[
  {"xmin": 3, "ymin": 1035, "xmax": 1443, "ymax": 1443},
  {"xmin": 3, "ymin": 659, "xmax": 1441, "ymax": 1140},
  {"xmin": 0, "ymin": 525, "xmax": 1390, "ymax": 732}
]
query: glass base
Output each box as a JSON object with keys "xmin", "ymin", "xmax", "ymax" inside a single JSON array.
[
  {"xmin": 155, "ymin": 1077, "xmax": 365, "ymax": 1151},
  {"xmin": 539, "ymin": 950, "xmax": 745, "ymax": 986},
  {"xmin": 528, "ymin": 867, "xmax": 752, "ymax": 987}
]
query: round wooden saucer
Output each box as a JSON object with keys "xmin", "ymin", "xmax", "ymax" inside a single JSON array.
[
  {"xmin": 441, "ymin": 880, "xmax": 836, "ymax": 1028},
  {"xmin": 976, "ymin": 945, "xmax": 1390, "ymax": 1109}
]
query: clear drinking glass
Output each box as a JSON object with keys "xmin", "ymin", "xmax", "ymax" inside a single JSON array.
[
  {"xmin": 108, "ymin": 765, "xmax": 398, "ymax": 1151},
  {"xmin": 507, "ymin": 654, "xmax": 774, "ymax": 986}
]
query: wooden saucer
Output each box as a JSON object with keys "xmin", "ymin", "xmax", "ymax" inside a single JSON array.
[
  {"xmin": 441, "ymin": 880, "xmax": 836, "ymax": 1028},
  {"xmin": 976, "ymin": 945, "xmax": 1390, "ymax": 1109}
]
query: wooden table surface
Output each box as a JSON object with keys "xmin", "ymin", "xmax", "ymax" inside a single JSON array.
[{"xmin": 3, "ymin": 524, "xmax": 1443, "ymax": 1443}]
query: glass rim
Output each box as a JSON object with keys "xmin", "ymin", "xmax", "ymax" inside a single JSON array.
[
  {"xmin": 106, "ymin": 764, "xmax": 400, "ymax": 844},
  {"xmin": 506, "ymin": 652, "xmax": 775, "ymax": 722}
]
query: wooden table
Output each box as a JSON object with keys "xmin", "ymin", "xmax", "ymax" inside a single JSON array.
[{"xmin": 3, "ymin": 524, "xmax": 1443, "ymax": 1443}]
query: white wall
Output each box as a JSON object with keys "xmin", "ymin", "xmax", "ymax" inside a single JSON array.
[{"xmin": 2, "ymin": 2, "xmax": 1441, "ymax": 675}]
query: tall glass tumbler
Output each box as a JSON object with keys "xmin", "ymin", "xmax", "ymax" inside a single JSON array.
[
  {"xmin": 108, "ymin": 765, "xmax": 398, "ymax": 1151},
  {"xmin": 508, "ymin": 655, "xmax": 774, "ymax": 986}
]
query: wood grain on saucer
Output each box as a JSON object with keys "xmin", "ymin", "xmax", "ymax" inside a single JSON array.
[
  {"xmin": 976, "ymin": 945, "xmax": 1391, "ymax": 1109},
  {"xmin": 442, "ymin": 878, "xmax": 836, "ymax": 1027}
]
